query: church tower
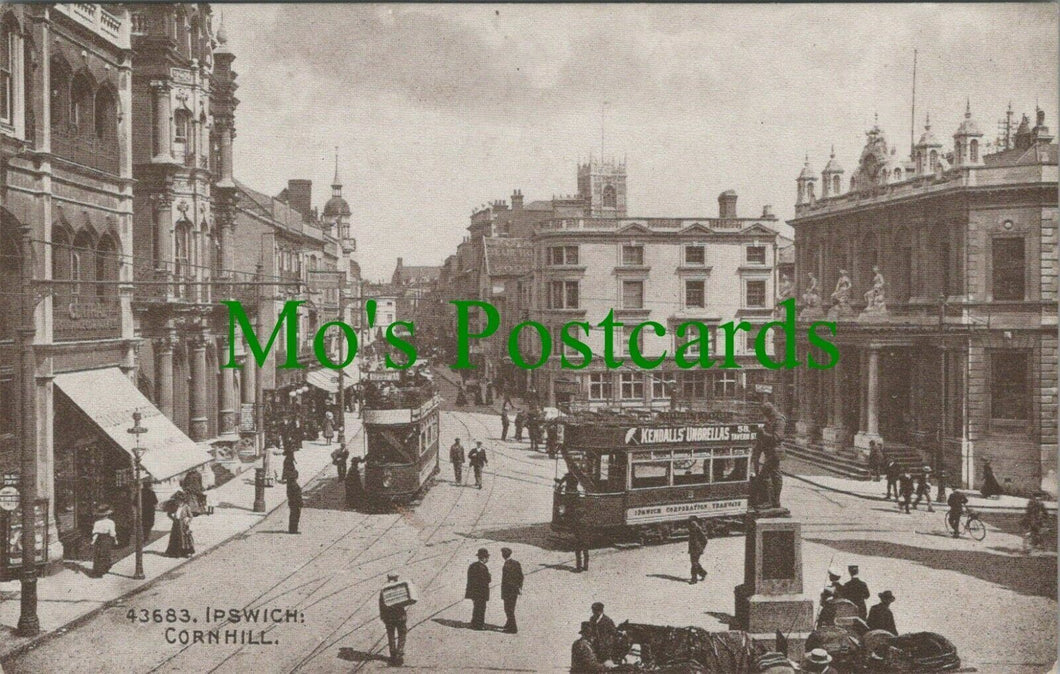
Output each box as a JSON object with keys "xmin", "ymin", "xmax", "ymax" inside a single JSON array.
[
  {"xmin": 914, "ymin": 114, "xmax": 943, "ymax": 175},
  {"xmin": 577, "ymin": 157, "xmax": 627, "ymax": 218}
]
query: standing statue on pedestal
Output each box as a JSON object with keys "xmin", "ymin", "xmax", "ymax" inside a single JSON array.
[
  {"xmin": 831, "ymin": 270, "xmax": 852, "ymax": 308},
  {"xmin": 802, "ymin": 273, "xmax": 821, "ymax": 309},
  {"xmin": 751, "ymin": 402, "xmax": 786, "ymax": 510},
  {"xmin": 863, "ymin": 266, "xmax": 887, "ymax": 311}
]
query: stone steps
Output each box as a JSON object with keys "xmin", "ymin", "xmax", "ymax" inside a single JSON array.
[
  {"xmin": 782, "ymin": 439, "xmax": 929, "ymax": 480},
  {"xmin": 782, "ymin": 441, "xmax": 870, "ymax": 479}
]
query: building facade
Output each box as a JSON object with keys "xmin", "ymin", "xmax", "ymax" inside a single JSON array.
[
  {"xmin": 781, "ymin": 105, "xmax": 1058, "ymax": 495},
  {"xmin": 526, "ymin": 190, "xmax": 782, "ymax": 409}
]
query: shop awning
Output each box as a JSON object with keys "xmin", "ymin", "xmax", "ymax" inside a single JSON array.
[
  {"xmin": 306, "ymin": 362, "xmax": 360, "ymax": 393},
  {"xmin": 54, "ymin": 367, "xmax": 213, "ymax": 482}
]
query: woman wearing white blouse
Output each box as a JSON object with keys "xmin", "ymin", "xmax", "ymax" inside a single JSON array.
[{"xmin": 91, "ymin": 504, "xmax": 117, "ymax": 578}]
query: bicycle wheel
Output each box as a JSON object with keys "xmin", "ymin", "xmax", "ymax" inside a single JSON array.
[{"xmin": 966, "ymin": 516, "xmax": 987, "ymax": 541}]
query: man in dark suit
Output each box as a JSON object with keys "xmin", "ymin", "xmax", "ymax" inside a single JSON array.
[
  {"xmin": 588, "ymin": 602, "xmax": 616, "ymax": 663},
  {"xmin": 287, "ymin": 471, "xmax": 303, "ymax": 534},
  {"xmin": 500, "ymin": 411, "xmax": 510, "ymax": 441},
  {"xmin": 500, "ymin": 547, "xmax": 523, "ymax": 633},
  {"xmin": 867, "ymin": 590, "xmax": 898, "ymax": 635},
  {"xmin": 840, "ymin": 564, "xmax": 870, "ymax": 619},
  {"xmin": 465, "ymin": 548, "xmax": 491, "ymax": 629},
  {"xmin": 687, "ymin": 516, "xmax": 708, "ymax": 584}
]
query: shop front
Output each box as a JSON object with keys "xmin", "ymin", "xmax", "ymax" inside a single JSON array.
[{"xmin": 53, "ymin": 367, "xmax": 213, "ymax": 557}]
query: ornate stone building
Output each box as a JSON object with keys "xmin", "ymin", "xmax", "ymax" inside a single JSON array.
[
  {"xmin": 780, "ymin": 104, "xmax": 1058, "ymax": 495},
  {"xmin": 128, "ymin": 4, "xmax": 245, "ymax": 444}
]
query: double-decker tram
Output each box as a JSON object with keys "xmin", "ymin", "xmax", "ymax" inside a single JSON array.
[
  {"xmin": 361, "ymin": 369, "xmax": 441, "ymax": 507},
  {"xmin": 551, "ymin": 410, "xmax": 763, "ymax": 544}
]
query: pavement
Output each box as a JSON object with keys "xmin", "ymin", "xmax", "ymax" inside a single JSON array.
[
  {"xmin": 0, "ymin": 412, "xmax": 362, "ymax": 661},
  {"xmin": 784, "ymin": 468, "xmax": 1058, "ymax": 514}
]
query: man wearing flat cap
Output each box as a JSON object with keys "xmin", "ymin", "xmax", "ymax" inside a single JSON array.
[
  {"xmin": 840, "ymin": 564, "xmax": 870, "ymax": 619},
  {"xmin": 465, "ymin": 548, "xmax": 492, "ymax": 630},
  {"xmin": 867, "ymin": 590, "xmax": 898, "ymax": 635}
]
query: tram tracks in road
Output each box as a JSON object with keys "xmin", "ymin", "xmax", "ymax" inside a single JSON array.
[{"xmin": 284, "ymin": 412, "xmax": 500, "ymax": 673}]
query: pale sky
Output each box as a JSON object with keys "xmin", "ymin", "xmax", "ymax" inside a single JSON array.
[{"xmin": 223, "ymin": 3, "xmax": 1058, "ymax": 280}]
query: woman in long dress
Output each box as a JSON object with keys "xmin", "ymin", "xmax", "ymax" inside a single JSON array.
[
  {"xmin": 345, "ymin": 456, "xmax": 366, "ymax": 511},
  {"xmin": 90, "ymin": 504, "xmax": 116, "ymax": 578},
  {"xmin": 165, "ymin": 492, "xmax": 195, "ymax": 558},
  {"xmin": 981, "ymin": 460, "xmax": 1004, "ymax": 498},
  {"xmin": 322, "ymin": 411, "xmax": 335, "ymax": 446}
]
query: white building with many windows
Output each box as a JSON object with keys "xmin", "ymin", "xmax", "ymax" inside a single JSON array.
[{"xmin": 522, "ymin": 191, "xmax": 783, "ymax": 409}]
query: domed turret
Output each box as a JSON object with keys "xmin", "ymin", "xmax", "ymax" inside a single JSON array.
[
  {"xmin": 796, "ymin": 154, "xmax": 818, "ymax": 206},
  {"xmin": 821, "ymin": 145, "xmax": 844, "ymax": 197},
  {"xmin": 914, "ymin": 114, "xmax": 943, "ymax": 175},
  {"xmin": 953, "ymin": 99, "xmax": 984, "ymax": 167},
  {"xmin": 323, "ymin": 151, "xmax": 352, "ymax": 218}
]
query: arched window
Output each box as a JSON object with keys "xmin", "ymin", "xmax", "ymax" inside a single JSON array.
[
  {"xmin": 929, "ymin": 150, "xmax": 939, "ymax": 172},
  {"xmin": 174, "ymin": 108, "xmax": 190, "ymax": 142},
  {"xmin": 970, "ymin": 139, "xmax": 979, "ymax": 162},
  {"xmin": 70, "ymin": 71, "xmax": 94, "ymax": 131},
  {"xmin": 72, "ymin": 229, "xmax": 96, "ymax": 298},
  {"xmin": 893, "ymin": 168, "xmax": 902, "ymax": 181},
  {"xmin": 832, "ymin": 175, "xmax": 840, "ymax": 194},
  {"xmin": 955, "ymin": 144, "xmax": 963, "ymax": 164},
  {"xmin": 0, "ymin": 15, "xmax": 16, "ymax": 124},
  {"xmin": 174, "ymin": 220, "xmax": 191, "ymax": 297},
  {"xmin": 49, "ymin": 56, "xmax": 71, "ymax": 128},
  {"xmin": 52, "ymin": 225, "xmax": 73, "ymax": 304},
  {"xmin": 602, "ymin": 184, "xmax": 617, "ymax": 209},
  {"xmin": 93, "ymin": 85, "xmax": 116, "ymax": 141},
  {"xmin": 95, "ymin": 234, "xmax": 118, "ymax": 300}
]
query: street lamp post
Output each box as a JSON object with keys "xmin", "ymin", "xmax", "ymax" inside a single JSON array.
[
  {"xmin": 936, "ymin": 293, "xmax": 948, "ymax": 503},
  {"xmin": 15, "ymin": 221, "xmax": 39, "ymax": 637},
  {"xmin": 127, "ymin": 412, "xmax": 148, "ymax": 580}
]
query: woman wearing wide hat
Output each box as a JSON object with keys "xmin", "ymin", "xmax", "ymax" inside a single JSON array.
[
  {"xmin": 90, "ymin": 504, "xmax": 117, "ymax": 578},
  {"xmin": 164, "ymin": 491, "xmax": 195, "ymax": 558}
]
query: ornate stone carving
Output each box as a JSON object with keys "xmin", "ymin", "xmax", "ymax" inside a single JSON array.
[
  {"xmin": 777, "ymin": 273, "xmax": 793, "ymax": 302},
  {"xmin": 863, "ymin": 266, "xmax": 886, "ymax": 310},
  {"xmin": 801, "ymin": 273, "xmax": 821, "ymax": 308},
  {"xmin": 827, "ymin": 269, "xmax": 855, "ymax": 319}
]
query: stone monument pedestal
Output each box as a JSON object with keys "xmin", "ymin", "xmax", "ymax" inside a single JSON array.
[{"xmin": 734, "ymin": 518, "xmax": 815, "ymax": 660}]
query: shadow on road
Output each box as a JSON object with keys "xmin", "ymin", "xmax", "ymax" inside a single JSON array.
[
  {"xmin": 806, "ymin": 537, "xmax": 1057, "ymax": 600},
  {"xmin": 646, "ymin": 573, "xmax": 691, "ymax": 584},
  {"xmin": 337, "ymin": 647, "xmax": 389, "ymax": 663},
  {"xmin": 433, "ymin": 618, "xmax": 505, "ymax": 632},
  {"xmin": 468, "ymin": 523, "xmax": 571, "ymax": 552}
]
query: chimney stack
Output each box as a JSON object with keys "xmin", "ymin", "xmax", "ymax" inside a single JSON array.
[
  {"xmin": 286, "ymin": 179, "xmax": 313, "ymax": 220},
  {"xmin": 762, "ymin": 204, "xmax": 774, "ymax": 219},
  {"xmin": 512, "ymin": 189, "xmax": 524, "ymax": 210},
  {"xmin": 718, "ymin": 190, "xmax": 738, "ymax": 219}
]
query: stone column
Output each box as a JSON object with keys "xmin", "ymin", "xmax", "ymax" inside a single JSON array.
[
  {"xmin": 855, "ymin": 346, "xmax": 883, "ymax": 449},
  {"xmin": 822, "ymin": 360, "xmax": 846, "ymax": 451},
  {"xmin": 150, "ymin": 81, "xmax": 175, "ymax": 163},
  {"xmin": 219, "ymin": 338, "xmax": 238, "ymax": 434},
  {"xmin": 795, "ymin": 369, "xmax": 815, "ymax": 444},
  {"xmin": 189, "ymin": 332, "xmax": 209, "ymax": 441},
  {"xmin": 154, "ymin": 334, "xmax": 175, "ymax": 420},
  {"xmin": 154, "ymin": 193, "xmax": 175, "ymax": 294},
  {"xmin": 216, "ymin": 118, "xmax": 235, "ymax": 187}
]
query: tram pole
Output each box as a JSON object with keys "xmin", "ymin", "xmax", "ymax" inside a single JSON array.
[{"xmin": 253, "ymin": 264, "xmax": 268, "ymax": 513}]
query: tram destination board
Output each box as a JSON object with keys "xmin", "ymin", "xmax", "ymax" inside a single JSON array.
[{"xmin": 565, "ymin": 422, "xmax": 760, "ymax": 449}]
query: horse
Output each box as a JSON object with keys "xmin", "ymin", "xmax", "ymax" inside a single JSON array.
[{"xmin": 612, "ymin": 621, "xmax": 762, "ymax": 673}]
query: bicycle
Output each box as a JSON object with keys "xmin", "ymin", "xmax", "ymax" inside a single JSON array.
[{"xmin": 943, "ymin": 508, "xmax": 986, "ymax": 541}]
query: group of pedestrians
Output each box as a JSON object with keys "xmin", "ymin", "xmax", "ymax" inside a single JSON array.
[
  {"xmin": 449, "ymin": 438, "xmax": 489, "ymax": 489},
  {"xmin": 816, "ymin": 564, "xmax": 897, "ymax": 636},
  {"xmin": 501, "ymin": 404, "xmax": 559, "ymax": 457},
  {"xmin": 464, "ymin": 547, "xmax": 524, "ymax": 632}
]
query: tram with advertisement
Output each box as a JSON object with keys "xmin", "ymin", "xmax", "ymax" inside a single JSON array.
[
  {"xmin": 361, "ymin": 368, "xmax": 441, "ymax": 506},
  {"xmin": 551, "ymin": 409, "xmax": 765, "ymax": 544}
]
